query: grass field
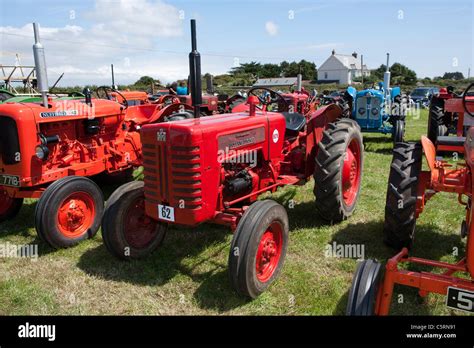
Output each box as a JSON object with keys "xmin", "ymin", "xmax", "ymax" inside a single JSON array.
[{"xmin": 0, "ymin": 109, "xmax": 470, "ymax": 315}]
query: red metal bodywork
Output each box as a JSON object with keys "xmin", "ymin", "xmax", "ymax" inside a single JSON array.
[
  {"xmin": 0, "ymin": 98, "xmax": 191, "ymax": 199},
  {"xmin": 178, "ymin": 94, "xmax": 219, "ymax": 115},
  {"xmin": 141, "ymin": 99, "xmax": 342, "ymax": 230},
  {"xmin": 110, "ymin": 91, "xmax": 149, "ymax": 105}
]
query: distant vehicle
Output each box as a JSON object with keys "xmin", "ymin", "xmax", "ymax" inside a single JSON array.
[{"xmin": 410, "ymin": 86, "xmax": 439, "ymax": 108}]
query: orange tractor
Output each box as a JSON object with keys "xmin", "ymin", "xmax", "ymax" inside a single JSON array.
[
  {"xmin": 0, "ymin": 23, "xmax": 194, "ymax": 248},
  {"xmin": 346, "ymin": 83, "xmax": 474, "ymax": 315}
]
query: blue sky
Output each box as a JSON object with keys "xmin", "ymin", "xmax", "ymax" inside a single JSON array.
[{"xmin": 0, "ymin": 0, "xmax": 472, "ymax": 86}]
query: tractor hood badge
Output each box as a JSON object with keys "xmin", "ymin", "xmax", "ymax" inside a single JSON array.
[{"xmin": 157, "ymin": 129, "xmax": 166, "ymax": 142}]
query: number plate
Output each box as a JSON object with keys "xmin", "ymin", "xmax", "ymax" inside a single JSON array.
[
  {"xmin": 158, "ymin": 204, "xmax": 175, "ymax": 222},
  {"xmin": 446, "ymin": 287, "xmax": 474, "ymax": 313},
  {"xmin": 0, "ymin": 174, "xmax": 20, "ymax": 187}
]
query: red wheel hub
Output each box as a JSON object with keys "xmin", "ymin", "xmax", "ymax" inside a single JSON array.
[
  {"xmin": 0, "ymin": 187, "xmax": 14, "ymax": 215},
  {"xmin": 124, "ymin": 196, "xmax": 158, "ymax": 249},
  {"xmin": 255, "ymin": 222, "xmax": 283, "ymax": 282},
  {"xmin": 342, "ymin": 138, "xmax": 361, "ymax": 206},
  {"xmin": 57, "ymin": 191, "xmax": 95, "ymax": 238}
]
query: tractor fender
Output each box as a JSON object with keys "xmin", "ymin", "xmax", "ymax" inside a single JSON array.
[
  {"xmin": 420, "ymin": 136, "xmax": 436, "ymax": 172},
  {"xmin": 305, "ymin": 103, "xmax": 344, "ymax": 176}
]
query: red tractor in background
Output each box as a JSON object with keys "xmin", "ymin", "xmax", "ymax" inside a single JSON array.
[
  {"xmin": 346, "ymin": 83, "xmax": 474, "ymax": 315},
  {"xmin": 0, "ymin": 23, "xmax": 194, "ymax": 249},
  {"xmin": 101, "ymin": 20, "xmax": 364, "ymax": 298},
  {"xmin": 428, "ymin": 85, "xmax": 474, "ymax": 150}
]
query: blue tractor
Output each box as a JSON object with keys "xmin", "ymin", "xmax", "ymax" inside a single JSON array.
[{"xmin": 346, "ymin": 54, "xmax": 407, "ymax": 143}]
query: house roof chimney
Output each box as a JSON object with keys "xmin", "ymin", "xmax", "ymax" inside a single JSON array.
[{"xmin": 352, "ymin": 52, "xmax": 358, "ymax": 58}]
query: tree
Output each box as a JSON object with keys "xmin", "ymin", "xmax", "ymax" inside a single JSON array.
[
  {"xmin": 442, "ymin": 72, "xmax": 465, "ymax": 80},
  {"xmin": 373, "ymin": 62, "xmax": 417, "ymax": 85},
  {"xmin": 134, "ymin": 76, "xmax": 156, "ymax": 86}
]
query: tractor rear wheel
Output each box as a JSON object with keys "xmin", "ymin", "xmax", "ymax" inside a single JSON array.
[
  {"xmin": 35, "ymin": 176, "xmax": 104, "ymax": 248},
  {"xmin": 392, "ymin": 119, "xmax": 405, "ymax": 143},
  {"xmin": 0, "ymin": 187, "xmax": 23, "ymax": 223},
  {"xmin": 228, "ymin": 200, "xmax": 289, "ymax": 298},
  {"xmin": 314, "ymin": 118, "xmax": 363, "ymax": 222},
  {"xmin": 101, "ymin": 181, "xmax": 167, "ymax": 260},
  {"xmin": 384, "ymin": 142, "xmax": 422, "ymax": 250},
  {"xmin": 346, "ymin": 259, "xmax": 382, "ymax": 316},
  {"xmin": 427, "ymin": 97, "xmax": 449, "ymax": 144}
]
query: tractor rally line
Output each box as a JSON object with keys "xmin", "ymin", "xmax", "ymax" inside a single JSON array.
[{"xmin": 0, "ymin": 20, "xmax": 473, "ymax": 314}]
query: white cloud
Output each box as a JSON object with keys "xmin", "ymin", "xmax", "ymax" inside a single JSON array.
[
  {"xmin": 265, "ymin": 21, "xmax": 278, "ymax": 36},
  {"xmin": 0, "ymin": 0, "xmax": 190, "ymax": 86}
]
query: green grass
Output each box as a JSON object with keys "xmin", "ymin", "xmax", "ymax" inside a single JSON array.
[{"xmin": 0, "ymin": 109, "xmax": 470, "ymax": 315}]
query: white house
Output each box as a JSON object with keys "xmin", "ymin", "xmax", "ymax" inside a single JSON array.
[{"xmin": 318, "ymin": 50, "xmax": 370, "ymax": 84}]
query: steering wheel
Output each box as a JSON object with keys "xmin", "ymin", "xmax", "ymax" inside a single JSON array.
[
  {"xmin": 463, "ymin": 83, "xmax": 474, "ymax": 117},
  {"xmin": 157, "ymin": 94, "xmax": 180, "ymax": 106},
  {"xmin": 95, "ymin": 86, "xmax": 129, "ymax": 109},
  {"xmin": 69, "ymin": 91, "xmax": 85, "ymax": 98},
  {"xmin": 248, "ymin": 87, "xmax": 290, "ymax": 112}
]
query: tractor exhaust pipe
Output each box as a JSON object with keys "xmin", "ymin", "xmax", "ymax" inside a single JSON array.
[
  {"xmin": 189, "ymin": 19, "xmax": 202, "ymax": 118},
  {"xmin": 32, "ymin": 23, "xmax": 49, "ymax": 108},
  {"xmin": 384, "ymin": 53, "xmax": 391, "ymax": 97},
  {"xmin": 111, "ymin": 64, "xmax": 116, "ymax": 89},
  {"xmin": 296, "ymin": 74, "xmax": 302, "ymax": 92}
]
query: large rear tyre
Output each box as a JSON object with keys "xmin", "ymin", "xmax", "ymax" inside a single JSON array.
[
  {"xmin": 314, "ymin": 118, "xmax": 364, "ymax": 222},
  {"xmin": 0, "ymin": 187, "xmax": 23, "ymax": 223},
  {"xmin": 384, "ymin": 142, "xmax": 422, "ymax": 250},
  {"xmin": 35, "ymin": 176, "xmax": 104, "ymax": 248},
  {"xmin": 102, "ymin": 181, "xmax": 167, "ymax": 260},
  {"xmin": 346, "ymin": 259, "xmax": 382, "ymax": 316},
  {"xmin": 228, "ymin": 200, "xmax": 289, "ymax": 299},
  {"xmin": 427, "ymin": 96, "xmax": 449, "ymax": 144}
]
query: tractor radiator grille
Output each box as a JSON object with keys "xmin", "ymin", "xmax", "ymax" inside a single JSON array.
[
  {"xmin": 143, "ymin": 142, "xmax": 202, "ymax": 210},
  {"xmin": 0, "ymin": 116, "xmax": 20, "ymax": 165}
]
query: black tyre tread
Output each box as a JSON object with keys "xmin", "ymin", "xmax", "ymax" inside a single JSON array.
[
  {"xmin": 427, "ymin": 97, "xmax": 448, "ymax": 144},
  {"xmin": 0, "ymin": 196, "xmax": 23, "ymax": 223},
  {"xmin": 314, "ymin": 118, "xmax": 364, "ymax": 222},
  {"xmin": 383, "ymin": 142, "xmax": 422, "ymax": 250},
  {"xmin": 393, "ymin": 120, "xmax": 405, "ymax": 143},
  {"xmin": 35, "ymin": 176, "xmax": 104, "ymax": 248},
  {"xmin": 228, "ymin": 200, "xmax": 289, "ymax": 298},
  {"xmin": 102, "ymin": 181, "xmax": 166, "ymax": 260},
  {"xmin": 346, "ymin": 259, "xmax": 382, "ymax": 316}
]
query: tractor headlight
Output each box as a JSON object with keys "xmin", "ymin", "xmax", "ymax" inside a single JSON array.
[
  {"xmin": 358, "ymin": 107, "xmax": 365, "ymax": 115},
  {"xmin": 372, "ymin": 108, "xmax": 379, "ymax": 116},
  {"xmin": 35, "ymin": 145, "xmax": 49, "ymax": 160}
]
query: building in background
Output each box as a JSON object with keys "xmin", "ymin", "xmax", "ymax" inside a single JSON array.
[{"xmin": 318, "ymin": 50, "xmax": 370, "ymax": 84}]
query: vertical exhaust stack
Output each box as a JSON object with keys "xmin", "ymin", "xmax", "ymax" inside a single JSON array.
[
  {"xmin": 383, "ymin": 53, "xmax": 391, "ymax": 97},
  {"xmin": 189, "ymin": 19, "xmax": 202, "ymax": 118},
  {"xmin": 32, "ymin": 23, "xmax": 49, "ymax": 107},
  {"xmin": 111, "ymin": 64, "xmax": 116, "ymax": 89},
  {"xmin": 296, "ymin": 74, "xmax": 302, "ymax": 92}
]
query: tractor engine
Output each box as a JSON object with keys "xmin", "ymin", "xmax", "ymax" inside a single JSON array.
[{"xmin": 141, "ymin": 110, "xmax": 286, "ymax": 226}]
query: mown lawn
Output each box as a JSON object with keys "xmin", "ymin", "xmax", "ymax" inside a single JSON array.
[{"xmin": 0, "ymin": 109, "xmax": 470, "ymax": 315}]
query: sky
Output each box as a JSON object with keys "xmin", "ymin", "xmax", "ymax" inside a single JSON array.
[{"xmin": 0, "ymin": 0, "xmax": 473, "ymax": 87}]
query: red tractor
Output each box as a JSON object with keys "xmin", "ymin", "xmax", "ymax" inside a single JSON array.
[
  {"xmin": 0, "ymin": 23, "xmax": 194, "ymax": 249},
  {"xmin": 346, "ymin": 83, "xmax": 474, "ymax": 315},
  {"xmin": 101, "ymin": 20, "xmax": 364, "ymax": 298}
]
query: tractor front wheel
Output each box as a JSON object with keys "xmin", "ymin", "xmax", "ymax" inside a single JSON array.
[
  {"xmin": 101, "ymin": 181, "xmax": 167, "ymax": 260},
  {"xmin": 392, "ymin": 119, "xmax": 405, "ymax": 143},
  {"xmin": 0, "ymin": 187, "xmax": 23, "ymax": 223},
  {"xmin": 35, "ymin": 176, "xmax": 104, "ymax": 248},
  {"xmin": 384, "ymin": 142, "xmax": 422, "ymax": 250},
  {"xmin": 346, "ymin": 259, "xmax": 382, "ymax": 316},
  {"xmin": 314, "ymin": 118, "xmax": 364, "ymax": 222},
  {"xmin": 228, "ymin": 200, "xmax": 289, "ymax": 298}
]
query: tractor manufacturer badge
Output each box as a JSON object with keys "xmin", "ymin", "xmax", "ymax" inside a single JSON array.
[
  {"xmin": 157, "ymin": 129, "xmax": 166, "ymax": 142},
  {"xmin": 272, "ymin": 129, "xmax": 279, "ymax": 143},
  {"xmin": 40, "ymin": 110, "xmax": 79, "ymax": 118},
  {"xmin": 218, "ymin": 127, "xmax": 265, "ymax": 151}
]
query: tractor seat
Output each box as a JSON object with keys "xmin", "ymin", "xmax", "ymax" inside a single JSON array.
[
  {"xmin": 436, "ymin": 136, "xmax": 466, "ymax": 148},
  {"xmin": 282, "ymin": 112, "xmax": 306, "ymax": 132}
]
